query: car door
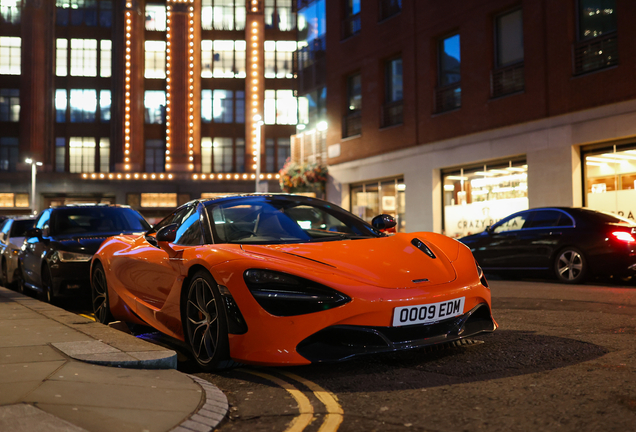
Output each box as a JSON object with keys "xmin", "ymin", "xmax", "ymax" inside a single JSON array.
[
  {"xmin": 476, "ymin": 210, "xmax": 534, "ymax": 269},
  {"xmin": 22, "ymin": 210, "xmax": 51, "ymax": 288},
  {"xmin": 119, "ymin": 204, "xmax": 202, "ymax": 318},
  {"xmin": 515, "ymin": 210, "xmax": 571, "ymax": 269}
]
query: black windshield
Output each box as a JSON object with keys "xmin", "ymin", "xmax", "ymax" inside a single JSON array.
[{"xmin": 206, "ymin": 196, "xmax": 381, "ymax": 244}]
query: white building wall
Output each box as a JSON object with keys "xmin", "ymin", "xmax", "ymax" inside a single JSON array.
[{"xmin": 327, "ymin": 100, "xmax": 636, "ymax": 234}]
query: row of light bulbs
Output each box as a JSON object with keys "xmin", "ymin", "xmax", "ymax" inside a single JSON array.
[{"xmin": 81, "ymin": 172, "xmax": 280, "ymax": 180}]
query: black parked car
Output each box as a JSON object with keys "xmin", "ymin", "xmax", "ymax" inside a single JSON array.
[
  {"xmin": 459, "ymin": 207, "xmax": 636, "ymax": 284},
  {"xmin": 18, "ymin": 204, "xmax": 150, "ymax": 301}
]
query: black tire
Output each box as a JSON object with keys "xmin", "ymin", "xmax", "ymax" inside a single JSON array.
[
  {"xmin": 183, "ymin": 270, "xmax": 232, "ymax": 371},
  {"xmin": 91, "ymin": 262, "xmax": 113, "ymax": 324},
  {"xmin": 16, "ymin": 263, "xmax": 26, "ymax": 294},
  {"xmin": 40, "ymin": 265, "xmax": 54, "ymax": 303},
  {"xmin": 1, "ymin": 259, "xmax": 8, "ymax": 287},
  {"xmin": 554, "ymin": 247, "xmax": 588, "ymax": 284}
]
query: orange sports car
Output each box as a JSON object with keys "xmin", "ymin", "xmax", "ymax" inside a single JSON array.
[{"xmin": 91, "ymin": 194, "xmax": 496, "ymax": 370}]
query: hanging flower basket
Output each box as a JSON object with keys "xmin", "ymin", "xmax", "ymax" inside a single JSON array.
[{"xmin": 278, "ymin": 159, "xmax": 328, "ymax": 194}]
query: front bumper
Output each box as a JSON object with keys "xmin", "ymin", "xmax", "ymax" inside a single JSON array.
[
  {"xmin": 296, "ymin": 303, "xmax": 496, "ymax": 362},
  {"xmin": 50, "ymin": 261, "xmax": 92, "ymax": 297}
]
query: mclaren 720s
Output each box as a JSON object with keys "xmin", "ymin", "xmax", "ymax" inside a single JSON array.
[{"xmin": 91, "ymin": 194, "xmax": 496, "ymax": 370}]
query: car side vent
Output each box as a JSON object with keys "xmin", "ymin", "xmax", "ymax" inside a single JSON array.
[{"xmin": 411, "ymin": 238, "xmax": 436, "ymax": 259}]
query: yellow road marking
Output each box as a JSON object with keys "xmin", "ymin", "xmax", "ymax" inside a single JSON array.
[
  {"xmin": 78, "ymin": 313, "xmax": 95, "ymax": 322},
  {"xmin": 282, "ymin": 372, "xmax": 344, "ymax": 432},
  {"xmin": 240, "ymin": 369, "xmax": 314, "ymax": 432}
]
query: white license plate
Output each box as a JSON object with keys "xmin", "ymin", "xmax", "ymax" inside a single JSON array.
[{"xmin": 392, "ymin": 297, "xmax": 465, "ymax": 327}]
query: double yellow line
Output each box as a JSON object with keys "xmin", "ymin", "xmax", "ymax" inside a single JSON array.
[{"xmin": 241, "ymin": 369, "xmax": 344, "ymax": 432}]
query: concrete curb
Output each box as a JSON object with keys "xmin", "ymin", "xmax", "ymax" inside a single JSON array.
[{"xmin": 171, "ymin": 375, "xmax": 229, "ymax": 432}]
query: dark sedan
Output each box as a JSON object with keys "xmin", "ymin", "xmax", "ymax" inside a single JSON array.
[
  {"xmin": 18, "ymin": 204, "xmax": 150, "ymax": 302},
  {"xmin": 459, "ymin": 207, "xmax": 636, "ymax": 284}
]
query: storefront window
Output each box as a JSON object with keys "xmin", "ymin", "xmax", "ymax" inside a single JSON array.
[
  {"xmin": 351, "ymin": 178, "xmax": 405, "ymax": 232},
  {"xmin": 584, "ymin": 145, "xmax": 636, "ymax": 221},
  {"xmin": 443, "ymin": 159, "xmax": 528, "ymax": 238}
]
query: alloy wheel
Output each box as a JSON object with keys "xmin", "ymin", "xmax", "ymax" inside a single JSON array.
[
  {"xmin": 556, "ymin": 249, "xmax": 585, "ymax": 283},
  {"xmin": 1, "ymin": 260, "xmax": 7, "ymax": 287},
  {"xmin": 185, "ymin": 275, "xmax": 223, "ymax": 367},
  {"xmin": 91, "ymin": 264, "xmax": 112, "ymax": 324},
  {"xmin": 41, "ymin": 266, "xmax": 54, "ymax": 303}
]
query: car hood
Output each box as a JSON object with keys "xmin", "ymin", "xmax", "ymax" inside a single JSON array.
[
  {"xmin": 241, "ymin": 233, "xmax": 458, "ymax": 288},
  {"xmin": 53, "ymin": 231, "xmax": 144, "ymax": 254}
]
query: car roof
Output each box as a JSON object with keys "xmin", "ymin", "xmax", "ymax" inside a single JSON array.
[{"xmin": 197, "ymin": 193, "xmax": 327, "ymax": 206}]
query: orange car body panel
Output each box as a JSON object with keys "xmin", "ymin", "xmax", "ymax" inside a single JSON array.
[{"xmin": 93, "ymin": 231, "xmax": 495, "ymax": 366}]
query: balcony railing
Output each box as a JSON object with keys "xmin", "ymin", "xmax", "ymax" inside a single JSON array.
[
  {"xmin": 434, "ymin": 83, "xmax": 461, "ymax": 114},
  {"xmin": 491, "ymin": 62, "xmax": 524, "ymax": 98},
  {"xmin": 342, "ymin": 13, "xmax": 361, "ymax": 39},
  {"xmin": 381, "ymin": 100, "xmax": 403, "ymax": 128},
  {"xmin": 573, "ymin": 32, "xmax": 618, "ymax": 75},
  {"xmin": 379, "ymin": 0, "xmax": 401, "ymax": 21},
  {"xmin": 342, "ymin": 111, "xmax": 362, "ymax": 138}
]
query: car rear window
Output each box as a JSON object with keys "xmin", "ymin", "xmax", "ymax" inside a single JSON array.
[{"xmin": 50, "ymin": 207, "xmax": 150, "ymax": 236}]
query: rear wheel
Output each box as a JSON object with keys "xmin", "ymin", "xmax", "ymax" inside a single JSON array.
[
  {"xmin": 554, "ymin": 247, "xmax": 587, "ymax": 284},
  {"xmin": 16, "ymin": 263, "xmax": 26, "ymax": 294},
  {"xmin": 183, "ymin": 270, "xmax": 232, "ymax": 371},
  {"xmin": 91, "ymin": 262, "xmax": 113, "ymax": 324}
]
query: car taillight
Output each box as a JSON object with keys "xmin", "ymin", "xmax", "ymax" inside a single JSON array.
[{"xmin": 611, "ymin": 231, "xmax": 636, "ymax": 243}]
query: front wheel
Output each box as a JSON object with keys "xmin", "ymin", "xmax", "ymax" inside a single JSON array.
[
  {"xmin": 91, "ymin": 262, "xmax": 113, "ymax": 324},
  {"xmin": 1, "ymin": 259, "xmax": 8, "ymax": 287},
  {"xmin": 183, "ymin": 270, "xmax": 231, "ymax": 371},
  {"xmin": 554, "ymin": 247, "xmax": 588, "ymax": 284},
  {"xmin": 40, "ymin": 265, "xmax": 54, "ymax": 303}
]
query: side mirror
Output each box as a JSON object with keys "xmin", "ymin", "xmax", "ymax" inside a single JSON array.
[
  {"xmin": 156, "ymin": 223, "xmax": 178, "ymax": 243},
  {"xmin": 372, "ymin": 214, "xmax": 397, "ymax": 230},
  {"xmin": 25, "ymin": 228, "xmax": 42, "ymax": 239},
  {"xmin": 485, "ymin": 225, "xmax": 492, "ymax": 234}
]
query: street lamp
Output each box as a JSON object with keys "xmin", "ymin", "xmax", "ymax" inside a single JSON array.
[
  {"xmin": 253, "ymin": 114, "xmax": 264, "ymax": 192},
  {"xmin": 25, "ymin": 158, "xmax": 42, "ymax": 215}
]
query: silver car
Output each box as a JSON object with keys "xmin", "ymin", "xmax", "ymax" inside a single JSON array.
[{"xmin": 0, "ymin": 216, "xmax": 36, "ymax": 288}]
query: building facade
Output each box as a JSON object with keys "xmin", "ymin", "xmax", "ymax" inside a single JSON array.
[
  {"xmin": 316, "ymin": 0, "xmax": 636, "ymax": 236},
  {"xmin": 0, "ymin": 0, "xmax": 297, "ymax": 222}
]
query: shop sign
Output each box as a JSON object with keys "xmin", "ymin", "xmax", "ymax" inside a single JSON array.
[
  {"xmin": 444, "ymin": 197, "xmax": 529, "ymax": 238},
  {"xmin": 587, "ymin": 190, "xmax": 636, "ymax": 221}
]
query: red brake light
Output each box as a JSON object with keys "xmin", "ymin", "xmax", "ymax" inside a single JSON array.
[{"xmin": 611, "ymin": 231, "xmax": 636, "ymax": 243}]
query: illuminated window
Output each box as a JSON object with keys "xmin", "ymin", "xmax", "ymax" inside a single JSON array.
[
  {"xmin": 264, "ymin": 0, "xmax": 295, "ymax": 31},
  {"xmin": 203, "ymin": 40, "xmax": 245, "ymax": 78},
  {"xmin": 145, "ymin": 3, "xmax": 166, "ymax": 31},
  {"xmin": 264, "ymin": 40, "xmax": 296, "ymax": 79},
  {"xmin": 69, "ymin": 39, "xmax": 98, "ymax": 77},
  {"xmin": 201, "ymin": 137, "xmax": 244, "ymax": 173},
  {"xmin": 0, "ymin": 193, "xmax": 29, "ymax": 208},
  {"xmin": 0, "ymin": 137, "xmax": 18, "ymax": 171},
  {"xmin": 55, "ymin": 89, "xmax": 67, "ymax": 122},
  {"xmin": 141, "ymin": 193, "xmax": 177, "ymax": 208},
  {"xmin": 213, "ymin": 137, "xmax": 233, "ymax": 172},
  {"xmin": 99, "ymin": 138, "xmax": 109, "ymax": 172},
  {"xmin": 144, "ymin": 91, "xmax": 166, "ymax": 124},
  {"xmin": 145, "ymin": 139, "xmax": 165, "ymax": 172},
  {"xmin": 145, "ymin": 41, "xmax": 166, "ymax": 79},
  {"xmin": 264, "ymin": 89, "xmax": 297, "ymax": 125},
  {"xmin": 100, "ymin": 39, "xmax": 111, "ymax": 77},
  {"xmin": 100, "ymin": 90, "xmax": 110, "ymax": 122},
  {"xmin": 70, "ymin": 89, "xmax": 97, "ymax": 122},
  {"xmin": 56, "ymin": 0, "xmax": 112, "ymax": 27},
  {"xmin": 201, "ymin": 89, "xmax": 244, "ymax": 123},
  {"xmin": 56, "ymin": 39, "xmax": 68, "ymax": 76},
  {"xmin": 0, "ymin": 36, "xmax": 20, "ymax": 75},
  {"xmin": 201, "ymin": 0, "xmax": 246, "ymax": 31},
  {"xmin": 69, "ymin": 137, "xmax": 96, "ymax": 173},
  {"xmin": 1, "ymin": 0, "xmax": 22, "ymax": 25},
  {"xmin": 0, "ymin": 89, "xmax": 19, "ymax": 122}
]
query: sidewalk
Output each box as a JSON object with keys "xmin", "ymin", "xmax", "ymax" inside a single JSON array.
[{"xmin": 0, "ymin": 286, "xmax": 228, "ymax": 432}]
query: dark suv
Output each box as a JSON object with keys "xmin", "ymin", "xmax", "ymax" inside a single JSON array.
[{"xmin": 18, "ymin": 204, "xmax": 150, "ymax": 302}]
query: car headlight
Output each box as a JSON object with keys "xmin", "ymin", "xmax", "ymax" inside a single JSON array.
[
  {"xmin": 58, "ymin": 251, "xmax": 93, "ymax": 262},
  {"xmin": 243, "ymin": 269, "xmax": 351, "ymax": 317}
]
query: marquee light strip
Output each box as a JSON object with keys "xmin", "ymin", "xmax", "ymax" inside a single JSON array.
[
  {"xmin": 124, "ymin": 2, "xmax": 133, "ymax": 170},
  {"xmin": 165, "ymin": 3, "xmax": 172, "ymax": 170},
  {"xmin": 250, "ymin": 3, "xmax": 261, "ymax": 171},
  {"xmin": 188, "ymin": 2, "xmax": 195, "ymax": 170},
  {"xmin": 80, "ymin": 173, "xmax": 280, "ymax": 180}
]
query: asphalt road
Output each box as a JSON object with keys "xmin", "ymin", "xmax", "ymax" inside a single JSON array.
[{"xmin": 193, "ymin": 279, "xmax": 636, "ymax": 432}]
